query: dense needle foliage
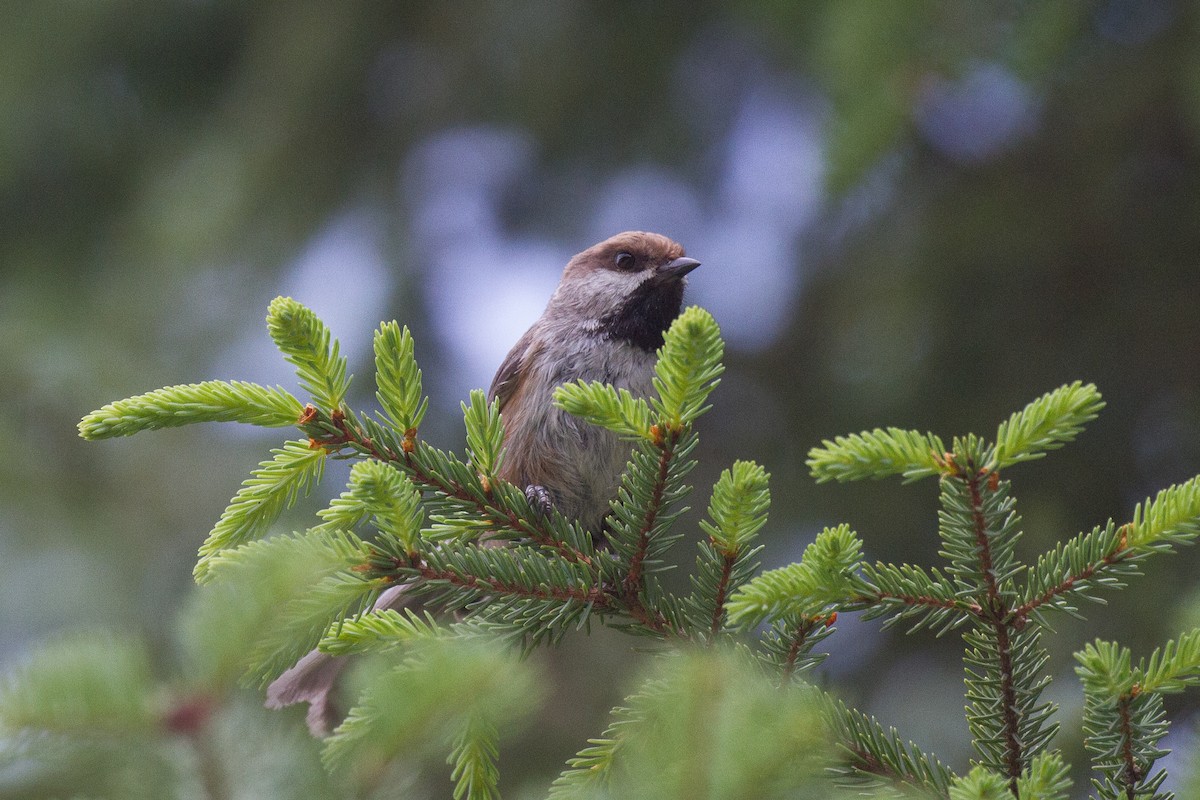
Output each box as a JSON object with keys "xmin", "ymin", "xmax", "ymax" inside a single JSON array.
[{"xmin": 4, "ymin": 299, "xmax": 1199, "ymax": 798}]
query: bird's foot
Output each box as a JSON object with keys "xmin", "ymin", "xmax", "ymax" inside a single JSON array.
[{"xmin": 524, "ymin": 484, "xmax": 554, "ymax": 517}]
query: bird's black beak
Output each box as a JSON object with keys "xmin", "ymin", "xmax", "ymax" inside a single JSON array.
[{"xmin": 660, "ymin": 256, "xmax": 701, "ymax": 278}]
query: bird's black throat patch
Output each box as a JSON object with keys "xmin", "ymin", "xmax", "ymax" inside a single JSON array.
[{"xmin": 596, "ymin": 275, "xmax": 686, "ymax": 352}]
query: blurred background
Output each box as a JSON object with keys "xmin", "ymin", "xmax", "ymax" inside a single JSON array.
[{"xmin": 4, "ymin": 0, "xmax": 1200, "ymax": 796}]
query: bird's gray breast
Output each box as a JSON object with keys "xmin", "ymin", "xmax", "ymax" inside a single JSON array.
[{"xmin": 523, "ymin": 333, "xmax": 657, "ymax": 529}]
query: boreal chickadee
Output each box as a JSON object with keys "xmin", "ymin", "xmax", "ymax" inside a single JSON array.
[
  {"xmin": 490, "ymin": 230, "xmax": 700, "ymax": 534},
  {"xmin": 267, "ymin": 231, "xmax": 698, "ymax": 733}
]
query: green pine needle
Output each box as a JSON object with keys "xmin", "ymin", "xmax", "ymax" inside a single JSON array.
[
  {"xmin": 316, "ymin": 459, "xmax": 423, "ymax": 553},
  {"xmin": 700, "ymin": 460, "xmax": 771, "ymax": 553},
  {"xmin": 1015, "ymin": 752, "xmax": 1072, "ymax": 800},
  {"xmin": 374, "ymin": 320, "xmax": 428, "ymax": 432},
  {"xmin": 463, "ymin": 389, "xmax": 505, "ymax": 478},
  {"xmin": 949, "ymin": 765, "xmax": 1012, "ymax": 800},
  {"xmin": 807, "ymin": 427, "xmax": 946, "ymax": 483},
  {"xmin": 651, "ymin": 306, "xmax": 725, "ymax": 428},
  {"xmin": 725, "ymin": 525, "xmax": 863, "ymax": 628},
  {"xmin": 193, "ymin": 439, "xmax": 328, "ymax": 582},
  {"xmin": 1127, "ymin": 474, "xmax": 1200, "ymax": 549},
  {"xmin": 78, "ymin": 380, "xmax": 303, "ymax": 439},
  {"xmin": 992, "ymin": 381, "xmax": 1104, "ymax": 469},
  {"xmin": 553, "ymin": 380, "xmax": 654, "ymax": 441},
  {"xmin": 320, "ymin": 608, "xmax": 447, "ymax": 656},
  {"xmin": 267, "ymin": 296, "xmax": 350, "ymax": 411}
]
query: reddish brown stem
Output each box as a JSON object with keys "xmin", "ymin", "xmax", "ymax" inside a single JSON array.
[
  {"xmin": 412, "ymin": 559, "xmax": 610, "ymax": 608},
  {"xmin": 1007, "ymin": 537, "xmax": 1131, "ymax": 626},
  {"xmin": 308, "ymin": 411, "xmax": 593, "ymax": 566},
  {"xmin": 710, "ymin": 551, "xmax": 737, "ymax": 635},
  {"xmin": 781, "ymin": 618, "xmax": 820, "ymax": 681},
  {"xmin": 1117, "ymin": 697, "xmax": 1143, "ymax": 799},
  {"xmin": 965, "ymin": 469, "xmax": 1022, "ymax": 794},
  {"xmin": 617, "ymin": 431, "xmax": 678, "ymax": 633}
]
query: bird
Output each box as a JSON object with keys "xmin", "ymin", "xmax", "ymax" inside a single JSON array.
[
  {"xmin": 487, "ymin": 230, "xmax": 700, "ymax": 534},
  {"xmin": 267, "ymin": 231, "xmax": 699, "ymax": 734}
]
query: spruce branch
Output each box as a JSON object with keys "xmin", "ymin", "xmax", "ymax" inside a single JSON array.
[
  {"xmin": 1013, "ymin": 522, "xmax": 1134, "ymax": 625},
  {"xmin": 606, "ymin": 427, "xmax": 695, "ymax": 633},
  {"xmin": 1076, "ymin": 640, "xmax": 1170, "ymax": 800},
  {"xmin": 1126, "ymin": 474, "xmax": 1200, "ymax": 550},
  {"xmin": 937, "ymin": 458, "xmax": 1022, "ymax": 602},
  {"xmin": 769, "ymin": 614, "xmax": 838, "ymax": 681},
  {"xmin": 323, "ymin": 635, "xmax": 537, "ymax": 799},
  {"xmin": 449, "ymin": 712, "xmax": 502, "ymax": 800},
  {"xmin": 1015, "ymin": 752, "xmax": 1072, "ymax": 800},
  {"xmin": 266, "ymin": 295, "xmax": 350, "ymax": 411},
  {"xmin": 991, "ymin": 381, "xmax": 1104, "ymax": 469},
  {"xmin": 550, "ymin": 649, "xmax": 830, "ymax": 799},
  {"xmin": 1013, "ymin": 477, "xmax": 1200, "ymax": 627},
  {"xmin": 650, "ymin": 305, "xmax": 724, "ymax": 429},
  {"xmin": 193, "ymin": 440, "xmax": 328, "ymax": 582},
  {"xmin": 822, "ymin": 696, "xmax": 955, "ymax": 798},
  {"xmin": 391, "ymin": 541, "xmax": 609, "ymax": 644},
  {"xmin": 856, "ymin": 562, "xmax": 978, "ymax": 635},
  {"xmin": 552, "ymin": 380, "xmax": 654, "ymax": 441},
  {"xmin": 964, "ymin": 624, "xmax": 1056, "ymax": 787},
  {"xmin": 315, "ymin": 458, "xmax": 424, "ymax": 555},
  {"xmin": 185, "ymin": 529, "xmax": 375, "ymax": 688},
  {"xmin": 684, "ymin": 460, "xmax": 770, "ymax": 635},
  {"xmin": 1075, "ymin": 633, "xmax": 1200, "ymax": 800},
  {"xmin": 807, "ymin": 427, "xmax": 947, "ymax": 484},
  {"xmin": 462, "ymin": 389, "xmax": 505, "ymax": 480},
  {"xmin": 373, "ymin": 320, "xmax": 428, "ymax": 433},
  {"xmin": 949, "ymin": 766, "xmax": 1011, "ymax": 800},
  {"xmin": 304, "ymin": 409, "xmax": 596, "ymax": 564},
  {"xmin": 725, "ymin": 524, "xmax": 863, "ymax": 629},
  {"xmin": 1132, "ymin": 628, "xmax": 1200, "ymax": 695},
  {"xmin": 319, "ymin": 607, "xmax": 449, "ymax": 656},
  {"xmin": 78, "ymin": 380, "xmax": 303, "ymax": 439}
]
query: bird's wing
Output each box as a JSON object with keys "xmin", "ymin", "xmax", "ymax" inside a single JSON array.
[{"xmin": 487, "ymin": 327, "xmax": 538, "ymax": 412}]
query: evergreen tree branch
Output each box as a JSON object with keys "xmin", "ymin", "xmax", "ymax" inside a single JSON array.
[
  {"xmin": 822, "ymin": 696, "xmax": 955, "ymax": 798},
  {"xmin": 650, "ymin": 306, "xmax": 725, "ymax": 429},
  {"xmin": 856, "ymin": 561, "xmax": 979, "ymax": 634},
  {"xmin": 302, "ymin": 406, "xmax": 597, "ymax": 566},
  {"xmin": 778, "ymin": 614, "xmax": 837, "ymax": 682},
  {"xmin": 946, "ymin": 457, "xmax": 1054, "ymax": 789},
  {"xmin": 193, "ymin": 439, "xmax": 328, "ymax": 582},
  {"xmin": 185, "ymin": 529, "xmax": 376, "ymax": 688},
  {"xmin": 1012, "ymin": 522, "xmax": 1132, "ymax": 625},
  {"xmin": 1015, "ymin": 477, "xmax": 1200, "ymax": 626},
  {"xmin": 991, "ymin": 381, "xmax": 1104, "ymax": 469},
  {"xmin": 807, "ymin": 427, "xmax": 947, "ymax": 484},
  {"xmin": 552, "ymin": 380, "xmax": 654, "ymax": 441},
  {"xmin": 0, "ymin": 633, "xmax": 157, "ymax": 737},
  {"xmin": 1015, "ymin": 752, "xmax": 1072, "ymax": 800},
  {"xmin": 267, "ymin": 296, "xmax": 350, "ymax": 412},
  {"xmin": 619, "ymin": 427, "xmax": 680, "ymax": 628},
  {"xmin": 78, "ymin": 380, "xmax": 303, "ymax": 439},
  {"xmin": 725, "ymin": 525, "xmax": 863, "ymax": 629},
  {"xmin": 950, "ymin": 766, "xmax": 1011, "ymax": 800},
  {"xmin": 373, "ymin": 320, "xmax": 428, "ymax": 433}
]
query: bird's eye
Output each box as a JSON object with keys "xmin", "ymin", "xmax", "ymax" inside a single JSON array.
[{"xmin": 614, "ymin": 252, "xmax": 636, "ymax": 271}]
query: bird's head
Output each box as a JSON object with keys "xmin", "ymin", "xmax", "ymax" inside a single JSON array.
[{"xmin": 550, "ymin": 231, "xmax": 700, "ymax": 351}]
